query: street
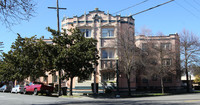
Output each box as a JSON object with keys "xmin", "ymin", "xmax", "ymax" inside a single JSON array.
[{"xmin": 1, "ymin": 92, "xmax": 200, "ymax": 105}]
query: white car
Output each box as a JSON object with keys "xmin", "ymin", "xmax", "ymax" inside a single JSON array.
[{"xmin": 11, "ymin": 85, "xmax": 24, "ymax": 93}]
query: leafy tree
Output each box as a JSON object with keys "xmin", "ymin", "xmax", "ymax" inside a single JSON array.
[
  {"xmin": 194, "ymin": 75, "xmax": 200, "ymax": 83},
  {"xmin": 47, "ymin": 27, "xmax": 70, "ymax": 96},
  {"xmin": 0, "ymin": 34, "xmax": 53, "ymax": 82},
  {"xmin": 0, "ymin": 0, "xmax": 35, "ymax": 27},
  {"xmin": 48, "ymin": 27, "xmax": 99, "ymax": 96}
]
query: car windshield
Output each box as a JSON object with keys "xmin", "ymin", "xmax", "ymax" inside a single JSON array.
[
  {"xmin": 15, "ymin": 85, "xmax": 19, "ymax": 88},
  {"xmin": 33, "ymin": 82, "xmax": 43, "ymax": 85},
  {"xmin": 2, "ymin": 85, "xmax": 6, "ymax": 88},
  {"xmin": 29, "ymin": 82, "xmax": 33, "ymax": 86}
]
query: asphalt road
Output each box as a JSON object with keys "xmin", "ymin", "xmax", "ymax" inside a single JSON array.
[{"xmin": 1, "ymin": 92, "xmax": 200, "ymax": 105}]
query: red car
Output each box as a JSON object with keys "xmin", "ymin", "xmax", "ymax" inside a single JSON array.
[{"xmin": 24, "ymin": 82, "xmax": 54, "ymax": 96}]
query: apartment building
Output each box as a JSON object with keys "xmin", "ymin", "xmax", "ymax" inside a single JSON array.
[
  {"xmin": 135, "ymin": 34, "xmax": 181, "ymax": 90},
  {"xmin": 23, "ymin": 9, "xmax": 181, "ymax": 92},
  {"xmin": 61, "ymin": 8, "xmax": 135, "ymax": 89}
]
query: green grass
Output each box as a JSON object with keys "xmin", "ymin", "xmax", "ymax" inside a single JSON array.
[
  {"xmin": 194, "ymin": 90, "xmax": 200, "ymax": 93},
  {"xmin": 130, "ymin": 93, "xmax": 169, "ymax": 98},
  {"xmin": 150, "ymin": 93, "xmax": 167, "ymax": 95}
]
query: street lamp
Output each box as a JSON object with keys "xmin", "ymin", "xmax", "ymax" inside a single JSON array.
[{"xmin": 116, "ymin": 57, "xmax": 120, "ymax": 98}]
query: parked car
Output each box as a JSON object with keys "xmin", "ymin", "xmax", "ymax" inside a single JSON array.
[
  {"xmin": 24, "ymin": 82, "xmax": 54, "ymax": 95},
  {"xmin": 11, "ymin": 85, "xmax": 24, "ymax": 93},
  {"xmin": 0, "ymin": 85, "xmax": 12, "ymax": 92}
]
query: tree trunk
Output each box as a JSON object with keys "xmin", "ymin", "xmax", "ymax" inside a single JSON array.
[
  {"xmin": 58, "ymin": 70, "xmax": 62, "ymax": 96},
  {"xmin": 185, "ymin": 66, "xmax": 190, "ymax": 93},
  {"xmin": 70, "ymin": 77, "xmax": 73, "ymax": 96},
  {"xmin": 126, "ymin": 74, "xmax": 131, "ymax": 96},
  {"xmin": 127, "ymin": 78, "xmax": 131, "ymax": 96},
  {"xmin": 185, "ymin": 58, "xmax": 190, "ymax": 93},
  {"xmin": 161, "ymin": 77, "xmax": 164, "ymax": 94}
]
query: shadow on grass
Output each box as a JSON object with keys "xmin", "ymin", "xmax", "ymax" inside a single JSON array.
[
  {"xmin": 81, "ymin": 90, "xmax": 200, "ymax": 99},
  {"xmin": 31, "ymin": 99, "xmax": 191, "ymax": 105}
]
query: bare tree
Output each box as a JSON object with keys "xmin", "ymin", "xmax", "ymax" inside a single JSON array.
[
  {"xmin": 0, "ymin": 0, "xmax": 35, "ymax": 27},
  {"xmin": 137, "ymin": 26, "xmax": 153, "ymax": 36},
  {"xmin": 137, "ymin": 34, "xmax": 177, "ymax": 94},
  {"xmin": 117, "ymin": 25, "xmax": 135, "ymax": 96},
  {"xmin": 179, "ymin": 29, "xmax": 200, "ymax": 92}
]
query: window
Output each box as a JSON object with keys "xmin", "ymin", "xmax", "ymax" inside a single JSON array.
[
  {"xmin": 102, "ymin": 49, "xmax": 114, "ymax": 58},
  {"xmin": 163, "ymin": 76, "xmax": 172, "ymax": 83},
  {"xmin": 142, "ymin": 78, "xmax": 148, "ymax": 83},
  {"xmin": 142, "ymin": 43, "xmax": 148, "ymax": 51},
  {"xmin": 80, "ymin": 29, "xmax": 91, "ymax": 38},
  {"xmin": 152, "ymin": 43, "xmax": 158, "ymax": 49},
  {"xmin": 52, "ymin": 74, "xmax": 57, "ymax": 83},
  {"xmin": 43, "ymin": 76, "xmax": 48, "ymax": 82},
  {"xmin": 102, "ymin": 61, "xmax": 108, "ymax": 69},
  {"xmin": 102, "ymin": 60, "xmax": 114, "ymax": 69},
  {"xmin": 152, "ymin": 74, "xmax": 158, "ymax": 81},
  {"xmin": 101, "ymin": 72, "xmax": 115, "ymax": 82},
  {"xmin": 162, "ymin": 59, "xmax": 171, "ymax": 66},
  {"xmin": 102, "ymin": 28, "xmax": 114, "ymax": 38},
  {"xmin": 161, "ymin": 43, "xmax": 171, "ymax": 50},
  {"xmin": 150, "ymin": 59, "xmax": 157, "ymax": 65},
  {"xmin": 45, "ymin": 41, "xmax": 53, "ymax": 44},
  {"xmin": 102, "ymin": 50, "xmax": 108, "ymax": 58}
]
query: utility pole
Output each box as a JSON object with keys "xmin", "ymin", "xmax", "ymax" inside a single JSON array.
[{"xmin": 48, "ymin": 0, "xmax": 66, "ymax": 96}]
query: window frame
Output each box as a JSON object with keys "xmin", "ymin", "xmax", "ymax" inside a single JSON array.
[
  {"xmin": 52, "ymin": 73, "xmax": 57, "ymax": 83},
  {"xmin": 161, "ymin": 43, "xmax": 171, "ymax": 50},
  {"xmin": 80, "ymin": 29, "xmax": 92, "ymax": 38},
  {"xmin": 142, "ymin": 43, "xmax": 148, "ymax": 51},
  {"xmin": 101, "ymin": 49, "xmax": 115, "ymax": 59},
  {"xmin": 162, "ymin": 59, "xmax": 171, "ymax": 66},
  {"xmin": 102, "ymin": 28, "xmax": 114, "ymax": 38}
]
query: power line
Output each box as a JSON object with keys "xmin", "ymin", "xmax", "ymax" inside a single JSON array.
[
  {"xmin": 184, "ymin": 0, "xmax": 200, "ymax": 13},
  {"xmin": 130, "ymin": 0, "xmax": 174, "ymax": 16},
  {"xmin": 174, "ymin": 1, "xmax": 199, "ymax": 19},
  {"xmin": 112, "ymin": 0, "xmax": 149, "ymax": 15}
]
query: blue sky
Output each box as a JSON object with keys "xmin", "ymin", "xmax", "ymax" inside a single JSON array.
[{"xmin": 0, "ymin": 0, "xmax": 200, "ymax": 53}]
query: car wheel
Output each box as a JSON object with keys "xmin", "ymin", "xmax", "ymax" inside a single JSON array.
[
  {"xmin": 34, "ymin": 89, "xmax": 38, "ymax": 95},
  {"xmin": 23, "ymin": 89, "xmax": 26, "ymax": 94}
]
